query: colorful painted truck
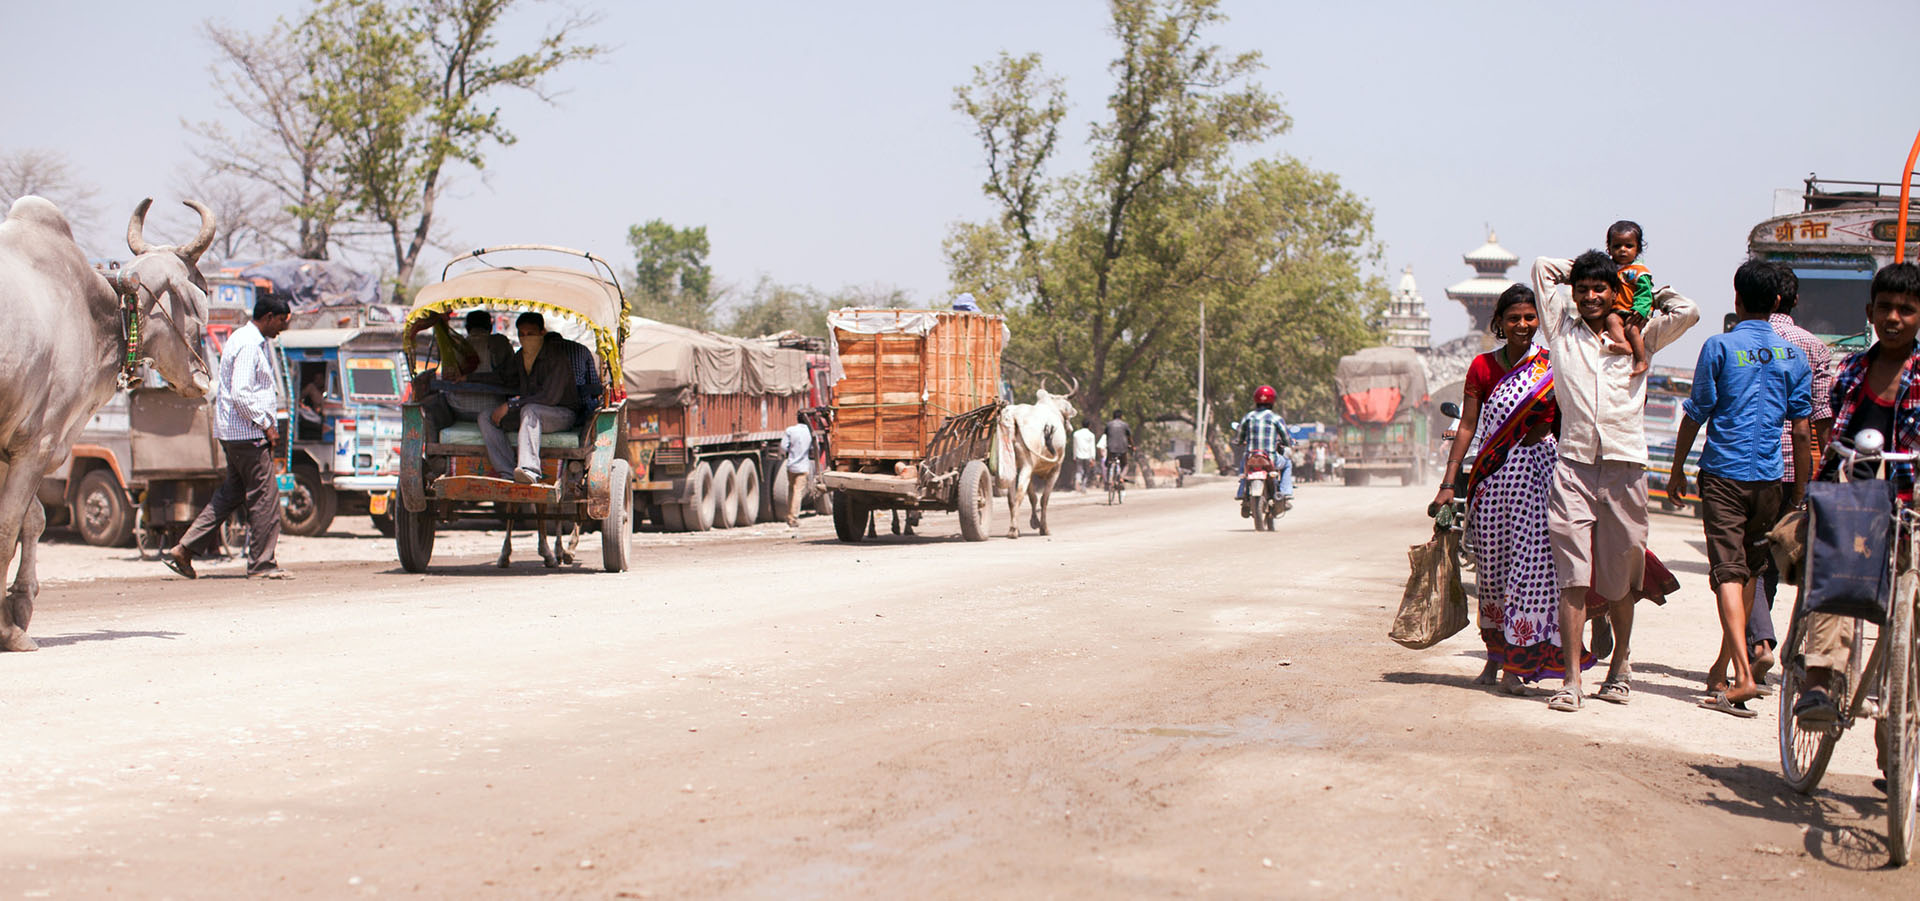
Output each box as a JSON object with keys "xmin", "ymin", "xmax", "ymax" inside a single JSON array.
[
  {"xmin": 1333, "ymin": 346, "xmax": 1431, "ymax": 486},
  {"xmin": 275, "ymin": 326, "xmax": 408, "ymax": 535}
]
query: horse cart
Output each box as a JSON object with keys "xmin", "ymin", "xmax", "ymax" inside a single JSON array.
[
  {"xmin": 393, "ymin": 246, "xmax": 635, "ymax": 573},
  {"xmin": 816, "ymin": 309, "xmax": 1006, "ymax": 542}
]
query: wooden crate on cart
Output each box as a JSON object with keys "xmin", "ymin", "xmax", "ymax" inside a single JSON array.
[{"xmin": 828, "ymin": 309, "xmax": 1004, "ymax": 465}]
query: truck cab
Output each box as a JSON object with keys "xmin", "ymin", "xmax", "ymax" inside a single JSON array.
[{"xmin": 277, "ymin": 327, "xmax": 407, "ymax": 535}]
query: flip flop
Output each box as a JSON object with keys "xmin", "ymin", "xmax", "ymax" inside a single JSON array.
[
  {"xmin": 159, "ymin": 549, "xmax": 196, "ymax": 580},
  {"xmin": 1698, "ymin": 691, "xmax": 1757, "ymax": 719}
]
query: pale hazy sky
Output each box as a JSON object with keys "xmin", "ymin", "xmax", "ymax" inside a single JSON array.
[{"xmin": 5, "ymin": 0, "xmax": 1917, "ymax": 362}]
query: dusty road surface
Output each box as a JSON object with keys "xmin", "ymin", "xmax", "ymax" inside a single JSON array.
[{"xmin": 3, "ymin": 479, "xmax": 1917, "ymax": 898}]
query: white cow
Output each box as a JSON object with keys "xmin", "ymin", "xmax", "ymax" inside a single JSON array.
[{"xmin": 997, "ymin": 388, "xmax": 1077, "ymax": 539}]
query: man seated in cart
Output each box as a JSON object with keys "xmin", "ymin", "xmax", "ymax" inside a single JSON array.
[{"xmin": 479, "ymin": 311, "xmax": 580, "ymax": 483}]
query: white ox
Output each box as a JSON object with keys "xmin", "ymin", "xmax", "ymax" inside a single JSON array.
[
  {"xmin": 0, "ymin": 197, "xmax": 214, "ymax": 650},
  {"xmin": 996, "ymin": 388, "xmax": 1077, "ymax": 539}
]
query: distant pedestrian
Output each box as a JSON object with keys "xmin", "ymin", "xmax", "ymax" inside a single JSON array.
[
  {"xmin": 1071, "ymin": 419, "xmax": 1097, "ymax": 491},
  {"xmin": 1104, "ymin": 410, "xmax": 1133, "ymax": 484},
  {"xmin": 1666, "ymin": 260, "xmax": 1811, "ymax": 718},
  {"xmin": 781, "ymin": 418, "xmax": 814, "ymax": 527},
  {"xmin": 161, "ymin": 296, "xmax": 294, "ymax": 580}
]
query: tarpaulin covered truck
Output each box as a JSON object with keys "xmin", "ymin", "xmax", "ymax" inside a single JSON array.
[
  {"xmin": 620, "ymin": 319, "xmax": 821, "ymax": 531},
  {"xmin": 1334, "ymin": 346, "xmax": 1430, "ymax": 486}
]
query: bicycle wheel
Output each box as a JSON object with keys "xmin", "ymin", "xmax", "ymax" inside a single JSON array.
[
  {"xmin": 1886, "ymin": 568, "xmax": 1918, "ymax": 865},
  {"xmin": 1780, "ymin": 604, "xmax": 1846, "ymax": 793}
]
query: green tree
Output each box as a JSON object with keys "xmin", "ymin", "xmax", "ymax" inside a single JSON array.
[
  {"xmin": 304, "ymin": 0, "xmax": 601, "ymax": 298},
  {"xmin": 946, "ymin": 0, "xmax": 1382, "ymax": 453},
  {"xmin": 725, "ymin": 277, "xmax": 827, "ymax": 338},
  {"xmin": 627, "ymin": 219, "xmax": 716, "ymax": 328}
]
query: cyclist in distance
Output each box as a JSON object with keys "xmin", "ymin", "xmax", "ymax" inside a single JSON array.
[{"xmin": 1104, "ymin": 410, "xmax": 1133, "ymax": 485}]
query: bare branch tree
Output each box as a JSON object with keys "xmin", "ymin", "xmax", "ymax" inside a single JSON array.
[
  {"xmin": 0, "ymin": 147, "xmax": 101, "ymax": 239},
  {"xmin": 188, "ymin": 19, "xmax": 353, "ymax": 259}
]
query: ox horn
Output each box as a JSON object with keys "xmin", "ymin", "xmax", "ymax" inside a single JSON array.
[
  {"xmin": 178, "ymin": 199, "xmax": 217, "ymax": 262},
  {"xmin": 126, "ymin": 198, "xmax": 156, "ymax": 256}
]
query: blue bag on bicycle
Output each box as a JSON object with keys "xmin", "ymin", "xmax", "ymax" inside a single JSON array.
[{"xmin": 1802, "ymin": 478, "xmax": 1895, "ymax": 625}]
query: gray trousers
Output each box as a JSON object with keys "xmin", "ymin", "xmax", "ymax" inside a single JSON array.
[
  {"xmin": 479, "ymin": 403, "xmax": 575, "ymax": 475},
  {"xmin": 179, "ymin": 438, "xmax": 281, "ymax": 574}
]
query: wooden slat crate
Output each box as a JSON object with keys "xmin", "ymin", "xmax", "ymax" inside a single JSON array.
[{"xmin": 830, "ymin": 310, "xmax": 1004, "ymax": 463}]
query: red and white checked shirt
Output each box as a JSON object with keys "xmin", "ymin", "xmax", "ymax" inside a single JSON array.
[{"xmin": 1770, "ymin": 313, "xmax": 1833, "ymax": 482}]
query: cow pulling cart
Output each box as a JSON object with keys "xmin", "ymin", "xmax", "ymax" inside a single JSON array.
[
  {"xmin": 393, "ymin": 246, "xmax": 635, "ymax": 573},
  {"xmin": 817, "ymin": 309, "xmax": 1006, "ymax": 542}
]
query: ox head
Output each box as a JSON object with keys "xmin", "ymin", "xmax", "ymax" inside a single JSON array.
[
  {"xmin": 119, "ymin": 199, "xmax": 216, "ymax": 398},
  {"xmin": 1033, "ymin": 387, "xmax": 1077, "ymax": 423}
]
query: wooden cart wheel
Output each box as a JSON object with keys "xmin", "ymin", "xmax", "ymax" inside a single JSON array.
[
  {"xmin": 832, "ymin": 490, "xmax": 865, "ymax": 543},
  {"xmin": 732, "ymin": 457, "xmax": 761, "ymax": 527},
  {"xmin": 683, "ymin": 461, "xmax": 715, "ymax": 532},
  {"xmin": 957, "ymin": 459, "xmax": 992, "ymax": 542},
  {"xmin": 395, "ymin": 501, "xmax": 435, "ymax": 573},
  {"xmin": 712, "ymin": 459, "xmax": 741, "ymax": 529},
  {"xmin": 601, "ymin": 459, "xmax": 633, "ymax": 573}
]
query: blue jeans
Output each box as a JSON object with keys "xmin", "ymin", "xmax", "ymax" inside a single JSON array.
[{"xmin": 1236, "ymin": 453, "xmax": 1293, "ymax": 500}]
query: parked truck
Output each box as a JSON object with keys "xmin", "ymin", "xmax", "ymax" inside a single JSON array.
[
  {"xmin": 1333, "ymin": 345, "xmax": 1431, "ymax": 486},
  {"xmin": 276, "ymin": 326, "xmax": 408, "ymax": 535},
  {"xmin": 619, "ymin": 319, "xmax": 824, "ymax": 531}
]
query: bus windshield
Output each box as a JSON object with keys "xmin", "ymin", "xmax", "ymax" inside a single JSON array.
[
  {"xmin": 345, "ymin": 356, "xmax": 399, "ymax": 399},
  {"xmin": 1791, "ymin": 267, "xmax": 1874, "ymax": 339}
]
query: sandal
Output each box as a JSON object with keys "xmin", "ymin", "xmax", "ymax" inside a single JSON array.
[
  {"xmin": 1547, "ymin": 689, "xmax": 1582, "ymax": 712},
  {"xmin": 1596, "ymin": 680, "xmax": 1630, "ymax": 705},
  {"xmin": 158, "ymin": 548, "xmax": 196, "ymax": 580},
  {"xmin": 1792, "ymin": 688, "xmax": 1839, "ymax": 727},
  {"xmin": 1698, "ymin": 691, "xmax": 1758, "ymax": 719}
]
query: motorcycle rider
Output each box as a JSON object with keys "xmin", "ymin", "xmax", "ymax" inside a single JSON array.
[{"xmin": 1233, "ymin": 385, "xmax": 1295, "ymax": 513}]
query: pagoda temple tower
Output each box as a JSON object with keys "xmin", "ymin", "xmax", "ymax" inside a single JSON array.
[
  {"xmin": 1445, "ymin": 229, "xmax": 1519, "ymax": 350},
  {"xmin": 1385, "ymin": 265, "xmax": 1431, "ymax": 352}
]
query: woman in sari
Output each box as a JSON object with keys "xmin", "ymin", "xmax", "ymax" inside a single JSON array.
[{"xmin": 1432, "ymin": 285, "xmax": 1590, "ymax": 691}]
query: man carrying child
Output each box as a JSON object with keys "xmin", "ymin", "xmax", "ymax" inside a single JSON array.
[{"xmin": 1532, "ymin": 250, "xmax": 1699, "ymax": 712}]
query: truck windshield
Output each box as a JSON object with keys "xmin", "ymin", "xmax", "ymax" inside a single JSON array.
[
  {"xmin": 345, "ymin": 357, "xmax": 399, "ymax": 399},
  {"xmin": 1791, "ymin": 267, "xmax": 1874, "ymax": 339}
]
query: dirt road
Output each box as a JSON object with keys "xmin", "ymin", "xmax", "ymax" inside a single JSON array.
[{"xmin": 2, "ymin": 480, "xmax": 1915, "ymax": 898}]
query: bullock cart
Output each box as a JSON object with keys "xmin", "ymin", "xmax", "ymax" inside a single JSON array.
[
  {"xmin": 393, "ymin": 245, "xmax": 635, "ymax": 573},
  {"xmin": 817, "ymin": 309, "xmax": 1005, "ymax": 542}
]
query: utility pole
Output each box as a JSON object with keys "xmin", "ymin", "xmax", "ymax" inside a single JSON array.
[{"xmin": 1194, "ymin": 299, "xmax": 1207, "ymax": 473}]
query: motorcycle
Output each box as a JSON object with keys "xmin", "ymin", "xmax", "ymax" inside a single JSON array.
[{"xmin": 1241, "ymin": 449, "xmax": 1288, "ymax": 531}]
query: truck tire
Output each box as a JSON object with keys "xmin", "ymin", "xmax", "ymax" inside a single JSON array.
[
  {"xmin": 75, "ymin": 469, "xmax": 134, "ymax": 548},
  {"xmin": 832, "ymin": 490, "xmax": 865, "ymax": 543},
  {"xmin": 732, "ymin": 457, "xmax": 761, "ymax": 526},
  {"xmin": 683, "ymin": 462, "xmax": 715, "ymax": 532},
  {"xmin": 1343, "ymin": 470, "xmax": 1367, "ymax": 487},
  {"xmin": 764, "ymin": 458, "xmax": 791, "ymax": 523},
  {"xmin": 957, "ymin": 459, "xmax": 992, "ymax": 542},
  {"xmin": 395, "ymin": 501, "xmax": 435, "ymax": 573},
  {"xmin": 601, "ymin": 459, "xmax": 633, "ymax": 573},
  {"xmin": 712, "ymin": 459, "xmax": 741, "ymax": 529},
  {"xmin": 281, "ymin": 467, "xmax": 337, "ymax": 536},
  {"xmin": 659, "ymin": 502, "xmax": 686, "ymax": 532}
]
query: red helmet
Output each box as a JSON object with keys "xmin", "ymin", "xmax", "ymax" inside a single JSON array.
[{"xmin": 1254, "ymin": 385, "xmax": 1276, "ymax": 405}]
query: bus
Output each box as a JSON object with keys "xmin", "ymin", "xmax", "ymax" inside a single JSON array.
[{"xmin": 1747, "ymin": 173, "xmax": 1920, "ymax": 349}]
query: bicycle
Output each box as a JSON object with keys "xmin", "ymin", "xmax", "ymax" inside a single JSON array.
[
  {"xmin": 1777, "ymin": 429, "xmax": 1919, "ymax": 866},
  {"xmin": 1105, "ymin": 454, "xmax": 1125, "ymax": 506}
]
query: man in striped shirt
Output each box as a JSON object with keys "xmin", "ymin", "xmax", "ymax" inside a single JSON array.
[
  {"xmin": 162, "ymin": 296, "xmax": 293, "ymax": 580},
  {"xmin": 1750, "ymin": 266, "xmax": 1834, "ymax": 676}
]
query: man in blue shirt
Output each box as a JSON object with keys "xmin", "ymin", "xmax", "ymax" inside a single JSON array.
[
  {"xmin": 1233, "ymin": 385, "xmax": 1294, "ymax": 510},
  {"xmin": 1667, "ymin": 260, "xmax": 1812, "ymax": 716}
]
